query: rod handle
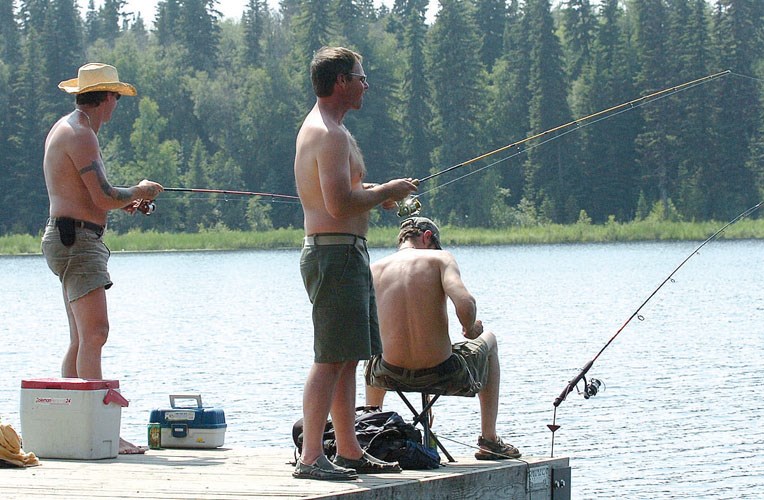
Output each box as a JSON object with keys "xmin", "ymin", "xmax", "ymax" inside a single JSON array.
[{"xmin": 553, "ymin": 359, "xmax": 594, "ymax": 407}]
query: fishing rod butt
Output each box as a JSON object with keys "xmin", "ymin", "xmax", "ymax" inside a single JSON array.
[{"xmin": 553, "ymin": 359, "xmax": 595, "ymax": 407}]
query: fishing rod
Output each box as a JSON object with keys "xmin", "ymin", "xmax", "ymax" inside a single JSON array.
[
  {"xmin": 162, "ymin": 187, "xmax": 300, "ymax": 200},
  {"xmin": 396, "ymin": 70, "xmax": 731, "ymax": 217},
  {"xmin": 547, "ymin": 200, "xmax": 763, "ymax": 457},
  {"xmin": 129, "ymin": 187, "xmax": 300, "ymax": 215}
]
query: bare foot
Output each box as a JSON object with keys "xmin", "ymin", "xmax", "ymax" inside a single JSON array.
[{"xmin": 119, "ymin": 437, "xmax": 147, "ymax": 455}]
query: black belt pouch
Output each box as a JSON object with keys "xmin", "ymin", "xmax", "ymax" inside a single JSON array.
[{"xmin": 56, "ymin": 217, "xmax": 76, "ymax": 246}]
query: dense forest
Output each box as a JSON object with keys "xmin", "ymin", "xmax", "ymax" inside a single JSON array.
[{"xmin": 1, "ymin": 0, "xmax": 763, "ymax": 235}]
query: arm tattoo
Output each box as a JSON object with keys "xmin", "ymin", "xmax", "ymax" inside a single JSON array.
[
  {"xmin": 79, "ymin": 159, "xmax": 133, "ymax": 201},
  {"xmin": 78, "ymin": 162, "xmax": 99, "ymax": 175}
]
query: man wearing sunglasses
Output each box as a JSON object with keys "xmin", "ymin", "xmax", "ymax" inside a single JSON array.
[{"xmin": 293, "ymin": 46, "xmax": 418, "ymax": 480}]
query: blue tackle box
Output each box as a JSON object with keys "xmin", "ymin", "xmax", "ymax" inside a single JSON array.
[{"xmin": 149, "ymin": 394, "xmax": 226, "ymax": 448}]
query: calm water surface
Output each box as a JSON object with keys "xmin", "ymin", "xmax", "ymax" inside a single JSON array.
[{"xmin": 1, "ymin": 241, "xmax": 762, "ymax": 499}]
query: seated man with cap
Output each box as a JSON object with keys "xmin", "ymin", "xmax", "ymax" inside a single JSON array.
[{"xmin": 365, "ymin": 217, "xmax": 521, "ymax": 460}]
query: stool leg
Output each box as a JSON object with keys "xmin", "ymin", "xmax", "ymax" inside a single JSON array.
[
  {"xmin": 420, "ymin": 394, "xmax": 455, "ymax": 463},
  {"xmin": 421, "ymin": 394, "xmax": 433, "ymax": 448}
]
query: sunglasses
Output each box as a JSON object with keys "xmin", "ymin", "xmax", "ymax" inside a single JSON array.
[{"xmin": 347, "ymin": 72, "xmax": 367, "ymax": 84}]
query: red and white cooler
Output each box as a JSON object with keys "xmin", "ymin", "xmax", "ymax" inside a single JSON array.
[{"xmin": 20, "ymin": 378, "xmax": 129, "ymax": 459}]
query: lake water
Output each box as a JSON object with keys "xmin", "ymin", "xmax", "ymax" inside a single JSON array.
[{"xmin": 1, "ymin": 241, "xmax": 762, "ymax": 499}]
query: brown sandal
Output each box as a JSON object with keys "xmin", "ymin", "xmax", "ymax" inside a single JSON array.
[{"xmin": 474, "ymin": 436, "xmax": 521, "ymax": 460}]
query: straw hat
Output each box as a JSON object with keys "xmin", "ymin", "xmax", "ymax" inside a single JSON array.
[{"xmin": 58, "ymin": 63, "xmax": 137, "ymax": 96}]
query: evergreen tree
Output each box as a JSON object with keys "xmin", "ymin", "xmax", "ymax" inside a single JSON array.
[
  {"xmin": 397, "ymin": 0, "xmax": 431, "ymax": 181},
  {"xmin": 18, "ymin": 0, "xmax": 48, "ymax": 34},
  {"xmin": 631, "ymin": 0, "xmax": 675, "ymax": 218},
  {"xmin": 287, "ymin": 0, "xmax": 335, "ymax": 109},
  {"xmin": 572, "ymin": 0, "xmax": 639, "ymax": 222},
  {"xmin": 130, "ymin": 13, "xmax": 148, "ymax": 38},
  {"xmin": 667, "ymin": 0, "xmax": 713, "ymax": 219},
  {"xmin": 98, "ymin": 0, "xmax": 126, "ymax": 45},
  {"xmin": 243, "ymin": 0, "xmax": 266, "ymax": 67},
  {"xmin": 0, "ymin": 0, "xmax": 22, "ymax": 65},
  {"xmin": 292, "ymin": 0, "xmax": 333, "ymax": 57},
  {"xmin": 427, "ymin": 0, "xmax": 490, "ymax": 224},
  {"xmin": 524, "ymin": 0, "xmax": 576, "ymax": 222},
  {"xmin": 155, "ymin": 0, "xmax": 181, "ymax": 47},
  {"xmin": 708, "ymin": 0, "xmax": 761, "ymax": 219},
  {"xmin": 561, "ymin": 0, "xmax": 595, "ymax": 83},
  {"xmin": 335, "ymin": 0, "xmax": 373, "ymax": 49},
  {"xmin": 183, "ymin": 138, "xmax": 215, "ymax": 230},
  {"xmin": 4, "ymin": 31, "xmax": 48, "ymax": 234},
  {"xmin": 40, "ymin": 0, "xmax": 83, "ymax": 123},
  {"xmin": 208, "ymin": 152, "xmax": 247, "ymax": 229},
  {"xmin": 485, "ymin": 0, "xmax": 530, "ymax": 210},
  {"xmin": 473, "ymin": 0, "xmax": 507, "ymax": 71},
  {"xmin": 747, "ymin": 87, "xmax": 764, "ymax": 206},
  {"xmin": 84, "ymin": 0, "xmax": 100, "ymax": 43},
  {"xmin": 177, "ymin": 0, "xmax": 221, "ymax": 72}
]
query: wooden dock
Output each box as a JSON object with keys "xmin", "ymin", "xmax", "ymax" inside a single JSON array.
[{"xmin": 0, "ymin": 448, "xmax": 570, "ymax": 499}]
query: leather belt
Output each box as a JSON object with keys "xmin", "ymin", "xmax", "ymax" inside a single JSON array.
[
  {"xmin": 48, "ymin": 217, "xmax": 105, "ymax": 237},
  {"xmin": 304, "ymin": 233, "xmax": 366, "ymax": 249},
  {"xmin": 380, "ymin": 355, "xmax": 460, "ymax": 378}
]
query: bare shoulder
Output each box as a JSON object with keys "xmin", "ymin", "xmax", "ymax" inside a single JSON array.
[
  {"xmin": 47, "ymin": 114, "xmax": 98, "ymax": 156},
  {"xmin": 435, "ymin": 249, "xmax": 457, "ymax": 263},
  {"xmin": 309, "ymin": 105, "xmax": 350, "ymax": 139},
  {"xmin": 436, "ymin": 250, "xmax": 461, "ymax": 272}
]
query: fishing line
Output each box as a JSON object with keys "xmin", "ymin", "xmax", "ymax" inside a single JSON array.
[
  {"xmin": 728, "ymin": 71, "xmax": 764, "ymax": 84},
  {"xmin": 417, "ymin": 73, "xmax": 717, "ymax": 199},
  {"xmin": 398, "ymin": 70, "xmax": 731, "ymax": 215},
  {"xmin": 547, "ymin": 200, "xmax": 763, "ymax": 457}
]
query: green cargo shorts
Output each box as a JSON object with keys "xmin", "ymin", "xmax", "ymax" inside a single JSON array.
[{"xmin": 300, "ymin": 236, "xmax": 381, "ymax": 363}]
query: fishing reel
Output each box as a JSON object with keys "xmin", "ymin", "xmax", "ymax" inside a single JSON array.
[
  {"xmin": 581, "ymin": 377, "xmax": 605, "ymax": 400},
  {"xmin": 131, "ymin": 199, "xmax": 156, "ymax": 216},
  {"xmin": 396, "ymin": 196, "xmax": 422, "ymax": 217}
]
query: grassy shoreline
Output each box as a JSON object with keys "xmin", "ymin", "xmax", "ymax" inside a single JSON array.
[{"xmin": 2, "ymin": 219, "xmax": 763, "ymax": 255}]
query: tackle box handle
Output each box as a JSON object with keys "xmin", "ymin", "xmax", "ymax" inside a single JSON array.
[{"xmin": 169, "ymin": 394, "xmax": 203, "ymax": 408}]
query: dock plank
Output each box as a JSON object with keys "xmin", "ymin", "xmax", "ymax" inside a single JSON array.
[{"xmin": 0, "ymin": 448, "xmax": 569, "ymax": 499}]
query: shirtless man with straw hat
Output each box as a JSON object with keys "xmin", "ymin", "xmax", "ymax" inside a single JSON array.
[{"xmin": 41, "ymin": 63, "xmax": 163, "ymax": 454}]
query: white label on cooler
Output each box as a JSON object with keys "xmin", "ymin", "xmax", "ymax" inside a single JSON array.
[{"xmin": 35, "ymin": 397, "xmax": 72, "ymax": 405}]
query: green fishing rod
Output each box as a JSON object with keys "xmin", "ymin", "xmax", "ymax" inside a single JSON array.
[{"xmin": 396, "ymin": 70, "xmax": 732, "ymax": 217}]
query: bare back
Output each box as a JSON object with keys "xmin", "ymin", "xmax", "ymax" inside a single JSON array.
[
  {"xmin": 371, "ymin": 249, "xmax": 460, "ymax": 369},
  {"xmin": 43, "ymin": 112, "xmax": 109, "ymax": 225},
  {"xmin": 294, "ymin": 103, "xmax": 370, "ymax": 236}
]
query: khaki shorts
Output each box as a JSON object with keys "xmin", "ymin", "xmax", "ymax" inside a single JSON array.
[
  {"xmin": 41, "ymin": 223, "xmax": 112, "ymax": 302},
  {"xmin": 365, "ymin": 336, "xmax": 490, "ymax": 397}
]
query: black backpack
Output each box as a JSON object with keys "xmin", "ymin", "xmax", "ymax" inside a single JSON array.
[{"xmin": 292, "ymin": 406, "xmax": 441, "ymax": 470}]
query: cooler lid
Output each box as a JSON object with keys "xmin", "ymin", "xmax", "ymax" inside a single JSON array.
[{"xmin": 21, "ymin": 377, "xmax": 120, "ymax": 390}]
